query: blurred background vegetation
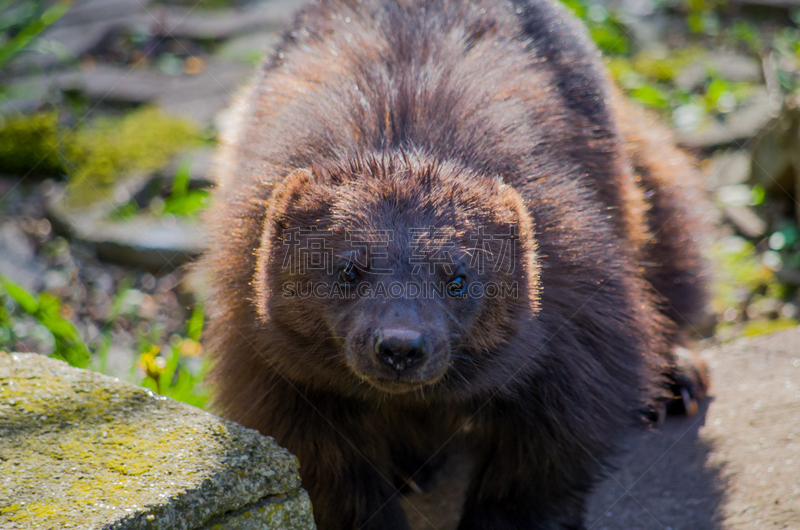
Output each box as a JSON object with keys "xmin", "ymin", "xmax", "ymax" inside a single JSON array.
[{"xmin": 1, "ymin": 0, "xmax": 799, "ymax": 409}]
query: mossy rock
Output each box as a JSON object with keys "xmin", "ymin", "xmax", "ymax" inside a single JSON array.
[
  {"xmin": 0, "ymin": 108, "xmax": 200, "ymax": 205},
  {"xmin": 0, "ymin": 112, "xmax": 65, "ymax": 176},
  {"xmin": 0, "ymin": 352, "xmax": 315, "ymax": 530}
]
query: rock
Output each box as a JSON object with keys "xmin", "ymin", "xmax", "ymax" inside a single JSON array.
[
  {"xmin": 0, "ymin": 221, "xmax": 45, "ymax": 291},
  {"xmin": 749, "ymin": 94, "xmax": 800, "ymax": 225},
  {"xmin": 55, "ymin": 0, "xmax": 151, "ymax": 28},
  {"xmin": 678, "ymin": 89, "xmax": 780, "ymax": 149},
  {"xmin": 708, "ymin": 51, "xmax": 763, "ymax": 83},
  {"xmin": 714, "ymin": 182, "xmax": 768, "ymax": 238},
  {"xmin": 154, "ymin": 59, "xmax": 252, "ymax": 122},
  {"xmin": 716, "ymin": 184, "xmax": 754, "ymax": 207},
  {"xmin": 55, "ymin": 64, "xmax": 166, "ymax": 104},
  {"xmin": 722, "ymin": 204, "xmax": 768, "ymax": 238},
  {"xmin": 46, "ymin": 183, "xmax": 207, "ymax": 273},
  {"xmin": 676, "ymin": 52, "xmax": 762, "ymax": 92},
  {"xmin": 706, "ymin": 149, "xmax": 752, "ymax": 189},
  {"xmin": 157, "ymin": 148, "xmax": 217, "ymax": 188},
  {"xmin": 0, "ymin": 352, "xmax": 315, "ymax": 530},
  {"xmin": 216, "ymin": 32, "xmax": 281, "ymax": 65},
  {"xmin": 402, "ymin": 328, "xmax": 800, "ymax": 529},
  {"xmin": 675, "ymin": 62, "xmax": 708, "ymax": 92},
  {"xmin": 2, "ymin": 59, "xmax": 251, "ymax": 125},
  {"xmin": 152, "ymin": 1, "xmax": 308, "ymax": 41}
]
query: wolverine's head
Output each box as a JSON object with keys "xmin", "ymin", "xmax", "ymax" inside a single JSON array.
[{"xmin": 255, "ymin": 152, "xmax": 540, "ymax": 396}]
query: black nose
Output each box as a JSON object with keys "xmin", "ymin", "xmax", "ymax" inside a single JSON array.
[{"xmin": 374, "ymin": 329, "xmax": 426, "ymax": 373}]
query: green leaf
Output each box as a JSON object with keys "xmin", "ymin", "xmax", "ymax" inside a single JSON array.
[
  {"xmin": 0, "ymin": 0, "xmax": 74, "ymax": 70},
  {"xmin": 687, "ymin": 12, "xmax": 704, "ymax": 34},
  {"xmin": 0, "ymin": 274, "xmax": 38, "ymax": 314},
  {"xmin": 159, "ymin": 346, "xmax": 182, "ymax": 396},
  {"xmin": 751, "ymin": 184, "xmax": 766, "ymax": 206},
  {"xmin": 163, "ymin": 189, "xmax": 210, "ymax": 216},
  {"xmin": 590, "ymin": 26, "xmax": 630, "ymax": 55},
  {"xmin": 704, "ymin": 78, "xmax": 729, "ymax": 106},
  {"xmin": 187, "ymin": 305, "xmax": 204, "ymax": 341},
  {"xmin": 560, "ymin": 0, "xmax": 587, "ymax": 20},
  {"xmin": 630, "ymin": 85, "xmax": 669, "ymax": 108},
  {"xmin": 171, "ymin": 158, "xmax": 193, "ymax": 199},
  {"xmin": 59, "ymin": 342, "xmax": 91, "ymax": 369},
  {"xmin": 37, "ymin": 292, "xmax": 61, "ymax": 316},
  {"xmin": 0, "ymin": 274, "xmax": 90, "ymax": 368}
]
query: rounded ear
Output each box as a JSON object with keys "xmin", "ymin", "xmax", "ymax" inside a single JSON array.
[
  {"xmin": 254, "ymin": 168, "xmax": 334, "ymax": 323},
  {"xmin": 267, "ymin": 168, "xmax": 334, "ymax": 231},
  {"xmin": 497, "ymin": 183, "xmax": 541, "ymax": 315}
]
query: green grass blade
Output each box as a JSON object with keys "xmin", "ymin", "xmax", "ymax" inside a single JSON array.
[{"xmin": 0, "ymin": 0, "xmax": 74, "ymax": 70}]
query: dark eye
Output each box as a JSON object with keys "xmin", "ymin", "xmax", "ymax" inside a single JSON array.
[
  {"xmin": 447, "ymin": 276, "xmax": 466, "ymax": 297},
  {"xmin": 338, "ymin": 262, "xmax": 358, "ymax": 285}
]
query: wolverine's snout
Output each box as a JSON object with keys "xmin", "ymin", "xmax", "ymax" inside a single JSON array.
[{"xmin": 373, "ymin": 328, "xmax": 428, "ymax": 374}]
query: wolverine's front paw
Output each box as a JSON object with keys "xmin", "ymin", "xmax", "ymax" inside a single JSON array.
[{"xmin": 666, "ymin": 347, "xmax": 710, "ymax": 417}]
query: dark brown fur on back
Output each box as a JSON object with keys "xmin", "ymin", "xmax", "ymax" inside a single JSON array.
[{"xmin": 201, "ymin": 1, "xmax": 709, "ymax": 528}]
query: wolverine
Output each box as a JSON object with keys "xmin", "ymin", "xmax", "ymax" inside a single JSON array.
[{"xmin": 200, "ymin": 0, "xmax": 710, "ymax": 528}]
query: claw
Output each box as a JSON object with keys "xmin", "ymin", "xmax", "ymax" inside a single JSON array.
[
  {"xmin": 681, "ymin": 387, "xmax": 698, "ymax": 416},
  {"xmin": 406, "ymin": 478, "xmax": 424, "ymax": 494}
]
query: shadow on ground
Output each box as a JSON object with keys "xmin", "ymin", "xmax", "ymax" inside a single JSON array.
[
  {"xmin": 402, "ymin": 328, "xmax": 800, "ymax": 529},
  {"xmin": 401, "ymin": 405, "xmax": 725, "ymax": 530}
]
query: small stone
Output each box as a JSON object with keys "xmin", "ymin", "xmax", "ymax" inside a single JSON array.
[
  {"xmin": 722, "ymin": 205, "xmax": 768, "ymax": 238},
  {"xmin": 678, "ymin": 89, "xmax": 778, "ymax": 149},
  {"xmin": 706, "ymin": 150, "xmax": 752, "ymax": 189},
  {"xmin": 216, "ymin": 32, "xmax": 280, "ymax": 65},
  {"xmin": 46, "ymin": 183, "xmax": 206, "ymax": 272},
  {"xmin": 708, "ymin": 51, "xmax": 763, "ymax": 83}
]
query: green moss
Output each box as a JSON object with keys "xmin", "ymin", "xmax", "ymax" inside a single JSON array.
[
  {"xmin": 742, "ymin": 317, "xmax": 800, "ymax": 337},
  {"xmin": 710, "ymin": 238, "xmax": 774, "ymax": 315},
  {"xmin": 0, "ymin": 107, "xmax": 200, "ymax": 205},
  {"xmin": 0, "ymin": 111, "xmax": 65, "ymax": 175},
  {"xmin": 636, "ymin": 48, "xmax": 705, "ymax": 83},
  {"xmin": 63, "ymin": 107, "xmax": 201, "ymax": 207}
]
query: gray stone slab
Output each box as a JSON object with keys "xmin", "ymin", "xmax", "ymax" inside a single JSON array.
[
  {"xmin": 0, "ymin": 352, "xmax": 315, "ymax": 530},
  {"xmin": 157, "ymin": 148, "xmax": 217, "ymax": 187},
  {"xmin": 402, "ymin": 328, "xmax": 800, "ymax": 529},
  {"xmin": 155, "ymin": 1, "xmax": 309, "ymax": 41},
  {"xmin": 55, "ymin": 0, "xmax": 152, "ymax": 29},
  {"xmin": 2, "ymin": 60, "xmax": 251, "ymax": 131},
  {"xmin": 707, "ymin": 150, "xmax": 752, "ymax": 189},
  {"xmin": 678, "ymin": 90, "xmax": 780, "ymax": 149},
  {"xmin": 46, "ymin": 182, "xmax": 208, "ymax": 273},
  {"xmin": 0, "ymin": 221, "xmax": 46, "ymax": 292},
  {"xmin": 722, "ymin": 204, "xmax": 768, "ymax": 238},
  {"xmin": 216, "ymin": 33, "xmax": 281, "ymax": 65}
]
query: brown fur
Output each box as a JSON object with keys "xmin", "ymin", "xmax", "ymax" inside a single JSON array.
[{"xmin": 200, "ymin": 1, "xmax": 710, "ymax": 528}]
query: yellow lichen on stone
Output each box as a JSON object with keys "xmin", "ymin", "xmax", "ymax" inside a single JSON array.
[
  {"xmin": 1, "ymin": 353, "xmax": 311, "ymax": 529},
  {"xmin": 6, "ymin": 502, "xmax": 60, "ymax": 522}
]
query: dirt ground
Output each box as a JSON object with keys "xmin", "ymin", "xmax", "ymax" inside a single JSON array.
[{"xmin": 400, "ymin": 328, "xmax": 800, "ymax": 529}]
